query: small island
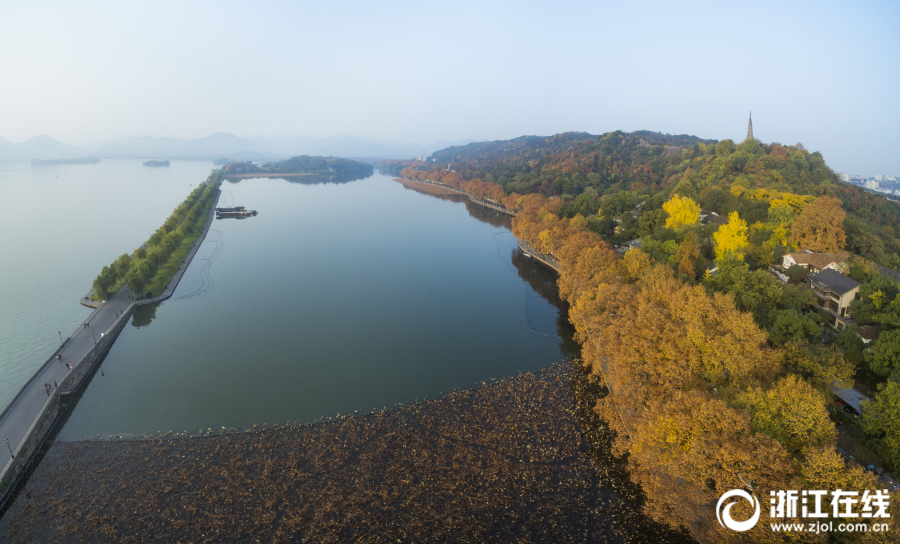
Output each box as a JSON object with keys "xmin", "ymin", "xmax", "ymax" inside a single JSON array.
[
  {"xmin": 31, "ymin": 157, "xmax": 100, "ymax": 166},
  {"xmin": 143, "ymin": 160, "xmax": 170, "ymax": 167},
  {"xmin": 223, "ymin": 156, "xmax": 373, "ymax": 179}
]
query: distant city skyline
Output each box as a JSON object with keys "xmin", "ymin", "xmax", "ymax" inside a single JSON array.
[{"xmin": 1, "ymin": 1, "xmax": 897, "ymax": 176}]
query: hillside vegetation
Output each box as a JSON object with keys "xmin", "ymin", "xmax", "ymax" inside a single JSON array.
[
  {"xmin": 395, "ymin": 131, "xmax": 900, "ymax": 270},
  {"xmin": 387, "ymin": 130, "xmax": 900, "ymax": 541}
]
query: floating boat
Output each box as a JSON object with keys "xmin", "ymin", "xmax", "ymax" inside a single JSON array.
[
  {"xmin": 524, "ymin": 252, "xmax": 532, "ymax": 258},
  {"xmin": 215, "ymin": 209, "xmax": 258, "ymax": 219}
]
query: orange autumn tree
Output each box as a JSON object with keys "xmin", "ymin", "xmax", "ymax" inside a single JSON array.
[
  {"xmin": 508, "ymin": 193, "xmax": 891, "ymax": 542},
  {"xmin": 789, "ymin": 195, "xmax": 847, "ymax": 252},
  {"xmin": 676, "ymin": 232, "xmax": 700, "ymax": 278}
]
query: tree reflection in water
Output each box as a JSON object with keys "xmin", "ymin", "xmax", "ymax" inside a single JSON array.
[{"xmin": 130, "ymin": 302, "xmax": 159, "ymax": 329}]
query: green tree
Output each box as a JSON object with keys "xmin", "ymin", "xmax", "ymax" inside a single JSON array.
[
  {"xmin": 786, "ymin": 264, "xmax": 806, "ymax": 283},
  {"xmin": 867, "ymin": 329, "xmax": 900, "ymax": 382},
  {"xmin": 587, "ymin": 216, "xmax": 616, "ymax": 238},
  {"xmin": 739, "ymin": 375, "xmax": 835, "ymax": 455},
  {"xmin": 699, "ymin": 187, "xmax": 726, "ymax": 213},
  {"xmin": 831, "ymin": 325, "xmax": 865, "ymax": 367},
  {"xmin": 92, "ymin": 275, "xmax": 109, "ymax": 300},
  {"xmin": 876, "ymin": 295, "xmax": 900, "ymax": 329},
  {"xmin": 769, "ymin": 309, "xmax": 821, "ymax": 345},
  {"xmin": 766, "ymin": 200, "xmax": 795, "ymax": 227},
  {"xmin": 637, "ymin": 208, "xmax": 666, "ymax": 237},
  {"xmin": 778, "ymin": 283, "xmax": 816, "ymax": 312},
  {"xmin": 706, "ymin": 253, "xmax": 781, "ymax": 317},
  {"xmin": 126, "ymin": 266, "xmax": 146, "ymax": 296},
  {"xmin": 860, "ymin": 380, "xmax": 900, "ymax": 470},
  {"xmin": 715, "ymin": 139, "xmax": 735, "ymax": 156},
  {"xmin": 782, "ymin": 341, "xmax": 855, "ymax": 392}
]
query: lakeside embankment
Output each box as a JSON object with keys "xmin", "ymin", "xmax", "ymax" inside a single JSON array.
[
  {"xmin": 85, "ymin": 182, "xmax": 220, "ymax": 305},
  {"xmin": 517, "ymin": 239, "xmax": 560, "ymax": 273},
  {"xmin": 393, "ymin": 177, "xmax": 516, "ymax": 216},
  {"xmin": 0, "ymin": 362, "xmax": 691, "ymax": 543},
  {"xmin": 0, "ymin": 182, "xmax": 220, "ymax": 511}
]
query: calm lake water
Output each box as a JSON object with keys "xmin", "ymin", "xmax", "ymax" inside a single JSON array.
[
  {"xmin": 0, "ymin": 160, "xmax": 218, "ymax": 412},
  {"xmin": 1, "ymin": 162, "xmax": 569, "ymax": 439}
]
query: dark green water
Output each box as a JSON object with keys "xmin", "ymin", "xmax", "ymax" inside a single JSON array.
[{"xmin": 55, "ymin": 172, "xmax": 569, "ymax": 439}]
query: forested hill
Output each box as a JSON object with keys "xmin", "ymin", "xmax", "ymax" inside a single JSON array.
[
  {"xmin": 224, "ymin": 156, "xmax": 373, "ymax": 178},
  {"xmin": 392, "ymin": 130, "xmax": 900, "ymax": 270},
  {"xmin": 431, "ymin": 130, "xmax": 824, "ymax": 197},
  {"xmin": 431, "ymin": 131, "xmax": 716, "ymax": 181}
]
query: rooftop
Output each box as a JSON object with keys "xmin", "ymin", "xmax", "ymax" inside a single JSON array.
[
  {"xmin": 857, "ymin": 325, "xmax": 881, "ymax": 341},
  {"xmin": 809, "ymin": 269, "xmax": 860, "ymax": 295}
]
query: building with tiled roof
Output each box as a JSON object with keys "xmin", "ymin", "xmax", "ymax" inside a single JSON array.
[
  {"xmin": 783, "ymin": 250, "xmax": 850, "ymax": 274},
  {"xmin": 807, "ymin": 269, "xmax": 861, "ymax": 331},
  {"xmin": 857, "ymin": 325, "xmax": 881, "ymax": 345}
]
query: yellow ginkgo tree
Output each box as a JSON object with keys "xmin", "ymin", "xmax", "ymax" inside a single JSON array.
[
  {"xmin": 713, "ymin": 211, "xmax": 749, "ymax": 259},
  {"xmin": 661, "ymin": 195, "xmax": 700, "ymax": 229}
]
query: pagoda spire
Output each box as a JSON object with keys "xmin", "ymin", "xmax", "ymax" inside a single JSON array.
[{"xmin": 746, "ymin": 112, "xmax": 754, "ymax": 141}]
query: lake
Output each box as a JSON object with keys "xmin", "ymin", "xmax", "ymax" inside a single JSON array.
[
  {"xmin": 0, "ymin": 160, "xmax": 218, "ymax": 412},
  {"xmin": 0, "ymin": 161, "xmax": 570, "ymax": 438}
]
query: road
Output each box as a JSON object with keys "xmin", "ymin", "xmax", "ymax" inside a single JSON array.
[
  {"xmin": 0, "ymin": 286, "xmax": 135, "ymax": 475},
  {"xmin": 0, "ymin": 188, "xmax": 218, "ymax": 493}
]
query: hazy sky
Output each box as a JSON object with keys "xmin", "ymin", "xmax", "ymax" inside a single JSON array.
[{"xmin": 1, "ymin": 0, "xmax": 897, "ymax": 175}]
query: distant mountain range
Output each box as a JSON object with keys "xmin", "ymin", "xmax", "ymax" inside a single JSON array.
[
  {"xmin": 0, "ymin": 135, "xmax": 91, "ymax": 162},
  {"xmin": 0, "ymin": 133, "xmax": 474, "ymax": 163}
]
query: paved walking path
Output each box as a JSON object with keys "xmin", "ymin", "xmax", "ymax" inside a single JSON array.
[
  {"xmin": 0, "ymin": 288, "xmax": 134, "ymax": 480},
  {"xmin": 397, "ymin": 177, "xmax": 517, "ymax": 216},
  {"xmin": 517, "ymin": 239, "xmax": 559, "ymax": 272},
  {"xmin": 0, "ymin": 185, "xmax": 220, "ymax": 501}
]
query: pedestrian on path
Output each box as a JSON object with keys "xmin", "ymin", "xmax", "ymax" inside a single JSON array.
[{"xmin": 54, "ymin": 381, "xmax": 57, "ymax": 388}]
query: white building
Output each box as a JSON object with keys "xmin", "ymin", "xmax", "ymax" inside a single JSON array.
[
  {"xmin": 415, "ymin": 154, "xmax": 427, "ymax": 161},
  {"xmin": 866, "ymin": 179, "xmax": 879, "ymax": 189}
]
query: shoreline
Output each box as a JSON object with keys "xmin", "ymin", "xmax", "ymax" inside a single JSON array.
[
  {"xmin": 0, "ymin": 360, "xmax": 691, "ymax": 543},
  {"xmin": 393, "ymin": 177, "xmax": 516, "ymax": 216},
  {"xmin": 517, "ymin": 239, "xmax": 560, "ymax": 273},
  {"xmin": 0, "ymin": 183, "xmax": 221, "ymax": 510}
]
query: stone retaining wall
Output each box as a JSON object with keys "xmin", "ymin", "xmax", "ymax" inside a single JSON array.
[{"xmin": 0, "ymin": 302, "xmax": 134, "ymax": 511}]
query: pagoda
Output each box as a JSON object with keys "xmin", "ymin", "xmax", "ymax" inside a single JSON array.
[{"xmin": 746, "ymin": 112, "xmax": 754, "ymax": 141}]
